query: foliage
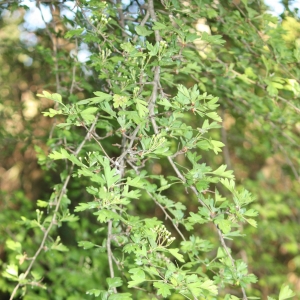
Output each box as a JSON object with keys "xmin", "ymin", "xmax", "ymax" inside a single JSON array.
[{"xmin": 0, "ymin": 1, "xmax": 299, "ymax": 300}]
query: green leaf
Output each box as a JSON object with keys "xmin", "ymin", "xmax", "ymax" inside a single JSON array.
[
  {"xmin": 37, "ymin": 200, "xmax": 48, "ymax": 207},
  {"xmin": 153, "ymin": 282, "xmax": 172, "ymax": 297},
  {"xmin": 128, "ymin": 268, "xmax": 146, "ymax": 287},
  {"xmin": 4, "ymin": 264, "xmax": 18, "ymax": 278},
  {"xmin": 109, "ymin": 294, "xmax": 132, "ymax": 300},
  {"xmin": 157, "ymin": 98, "xmax": 173, "ymax": 108},
  {"xmin": 60, "ymin": 213, "xmax": 79, "ymax": 222},
  {"xmin": 103, "ymin": 160, "xmax": 120, "ymax": 189},
  {"xmin": 157, "ymin": 184, "xmax": 171, "ymax": 192},
  {"xmin": 51, "ymin": 242, "xmax": 69, "ymax": 252},
  {"xmin": 200, "ymin": 280, "xmax": 218, "ymax": 295},
  {"xmin": 42, "ymin": 108, "xmax": 63, "ymax": 117},
  {"xmin": 37, "ymin": 90, "xmax": 62, "ymax": 103},
  {"xmin": 74, "ymin": 202, "xmax": 98, "ymax": 212},
  {"xmin": 136, "ymin": 99, "xmax": 149, "ymax": 118},
  {"xmin": 31, "ymin": 270, "xmax": 43, "ymax": 281},
  {"xmin": 214, "ymin": 218, "xmax": 232, "ymax": 234},
  {"xmin": 168, "ymin": 248, "xmax": 185, "ymax": 263},
  {"xmin": 127, "ymin": 176, "xmax": 145, "ymax": 188},
  {"xmin": 206, "ymin": 112, "xmax": 222, "ymax": 122},
  {"xmin": 210, "ymin": 165, "xmax": 234, "ymax": 179},
  {"xmin": 80, "ymin": 106, "xmax": 98, "ymax": 122},
  {"xmin": 217, "ymin": 247, "xmax": 227, "ymax": 258},
  {"xmin": 206, "ymin": 8, "xmax": 218, "ymax": 18},
  {"xmin": 106, "ymin": 277, "xmax": 123, "ymax": 288},
  {"xmin": 78, "ymin": 241, "xmax": 95, "ymax": 249},
  {"xmin": 210, "ymin": 140, "xmax": 225, "ymax": 154},
  {"xmin": 94, "ymin": 210, "xmax": 121, "ymax": 223},
  {"xmin": 48, "ymin": 148, "xmax": 69, "ymax": 160},
  {"xmin": 146, "ymin": 41, "xmax": 159, "ymax": 56},
  {"xmin": 152, "ymin": 22, "xmax": 167, "ymax": 30},
  {"xmin": 175, "ymin": 84, "xmax": 191, "ymax": 105},
  {"xmin": 187, "ymin": 280, "xmax": 202, "ymax": 297},
  {"xmin": 135, "ymin": 25, "xmax": 153, "ymax": 36},
  {"xmin": 6, "ymin": 240, "xmax": 22, "ymax": 253},
  {"xmin": 64, "ymin": 28, "xmax": 84, "ymax": 38},
  {"xmin": 122, "ymin": 185, "xmax": 141, "ymax": 199},
  {"xmin": 197, "ymin": 140, "xmax": 211, "ymax": 151},
  {"xmin": 201, "ymin": 32, "xmax": 225, "ymax": 44},
  {"xmin": 220, "ymin": 178, "xmax": 235, "ymax": 192},
  {"xmin": 77, "ymin": 91, "xmax": 112, "ymax": 105},
  {"xmin": 113, "ymin": 94, "xmax": 129, "ymax": 108},
  {"xmin": 121, "ymin": 42, "xmax": 137, "ymax": 53},
  {"xmin": 86, "ymin": 289, "xmax": 108, "ymax": 298},
  {"xmin": 244, "ymin": 218, "xmax": 257, "ymax": 228},
  {"xmin": 244, "ymin": 209, "xmax": 258, "ymax": 217}
]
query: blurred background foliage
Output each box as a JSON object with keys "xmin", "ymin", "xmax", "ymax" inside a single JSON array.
[{"xmin": 0, "ymin": 0, "xmax": 300, "ymax": 299}]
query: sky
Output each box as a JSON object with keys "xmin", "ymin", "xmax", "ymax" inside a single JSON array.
[{"xmin": 264, "ymin": 0, "xmax": 299, "ymax": 15}]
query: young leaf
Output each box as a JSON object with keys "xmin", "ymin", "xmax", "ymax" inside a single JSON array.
[
  {"xmin": 168, "ymin": 248, "xmax": 185, "ymax": 263},
  {"xmin": 146, "ymin": 41, "xmax": 159, "ymax": 56},
  {"xmin": 106, "ymin": 277, "xmax": 123, "ymax": 289},
  {"xmin": 153, "ymin": 282, "xmax": 172, "ymax": 297},
  {"xmin": 200, "ymin": 280, "xmax": 218, "ymax": 295},
  {"xmin": 244, "ymin": 209, "xmax": 258, "ymax": 217},
  {"xmin": 136, "ymin": 99, "xmax": 149, "ymax": 118},
  {"xmin": 42, "ymin": 108, "xmax": 63, "ymax": 117},
  {"xmin": 135, "ymin": 25, "xmax": 153, "ymax": 36},
  {"xmin": 37, "ymin": 200, "xmax": 48, "ymax": 207},
  {"xmin": 37, "ymin": 91, "xmax": 62, "ymax": 103},
  {"xmin": 152, "ymin": 22, "xmax": 167, "ymax": 30},
  {"xmin": 113, "ymin": 94, "xmax": 129, "ymax": 108},
  {"xmin": 109, "ymin": 293, "xmax": 132, "ymax": 300},
  {"xmin": 86, "ymin": 289, "xmax": 108, "ymax": 298},
  {"xmin": 126, "ymin": 177, "xmax": 145, "ymax": 188},
  {"xmin": 80, "ymin": 106, "xmax": 98, "ymax": 122},
  {"xmin": 244, "ymin": 218, "xmax": 257, "ymax": 228},
  {"xmin": 77, "ymin": 91, "xmax": 112, "ymax": 105},
  {"xmin": 214, "ymin": 218, "xmax": 232, "ymax": 234},
  {"xmin": 209, "ymin": 165, "xmax": 234, "ymax": 179},
  {"xmin": 210, "ymin": 140, "xmax": 225, "ymax": 154},
  {"xmin": 128, "ymin": 268, "xmax": 146, "ymax": 287},
  {"xmin": 48, "ymin": 148, "xmax": 69, "ymax": 160},
  {"xmin": 78, "ymin": 241, "xmax": 95, "ymax": 250},
  {"xmin": 206, "ymin": 112, "xmax": 222, "ymax": 122}
]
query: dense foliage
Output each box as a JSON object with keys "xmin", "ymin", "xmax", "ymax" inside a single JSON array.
[{"xmin": 0, "ymin": 1, "xmax": 299, "ymax": 299}]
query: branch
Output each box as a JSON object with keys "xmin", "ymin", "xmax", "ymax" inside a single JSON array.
[
  {"xmin": 147, "ymin": 0, "xmax": 161, "ymax": 42},
  {"xmin": 116, "ymin": 0, "xmax": 126, "ymax": 38},
  {"xmin": 107, "ymin": 220, "xmax": 117, "ymax": 293},
  {"xmin": 9, "ymin": 117, "xmax": 99, "ymax": 300},
  {"xmin": 132, "ymin": 10, "xmax": 150, "ymax": 43}
]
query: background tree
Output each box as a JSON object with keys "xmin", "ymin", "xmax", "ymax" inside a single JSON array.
[{"xmin": 0, "ymin": 0, "xmax": 299, "ymax": 299}]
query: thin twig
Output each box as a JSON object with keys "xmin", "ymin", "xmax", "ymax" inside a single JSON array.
[
  {"xmin": 107, "ymin": 220, "xmax": 117, "ymax": 293},
  {"xmin": 116, "ymin": 0, "xmax": 126, "ymax": 38},
  {"xmin": 132, "ymin": 10, "xmax": 150, "ymax": 43},
  {"xmin": 147, "ymin": 0, "xmax": 161, "ymax": 42},
  {"xmin": 116, "ymin": 126, "xmax": 140, "ymax": 164},
  {"xmin": 9, "ymin": 117, "xmax": 99, "ymax": 300}
]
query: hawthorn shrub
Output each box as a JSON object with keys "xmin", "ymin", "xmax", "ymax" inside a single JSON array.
[{"xmin": 1, "ymin": 1, "xmax": 299, "ymax": 299}]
